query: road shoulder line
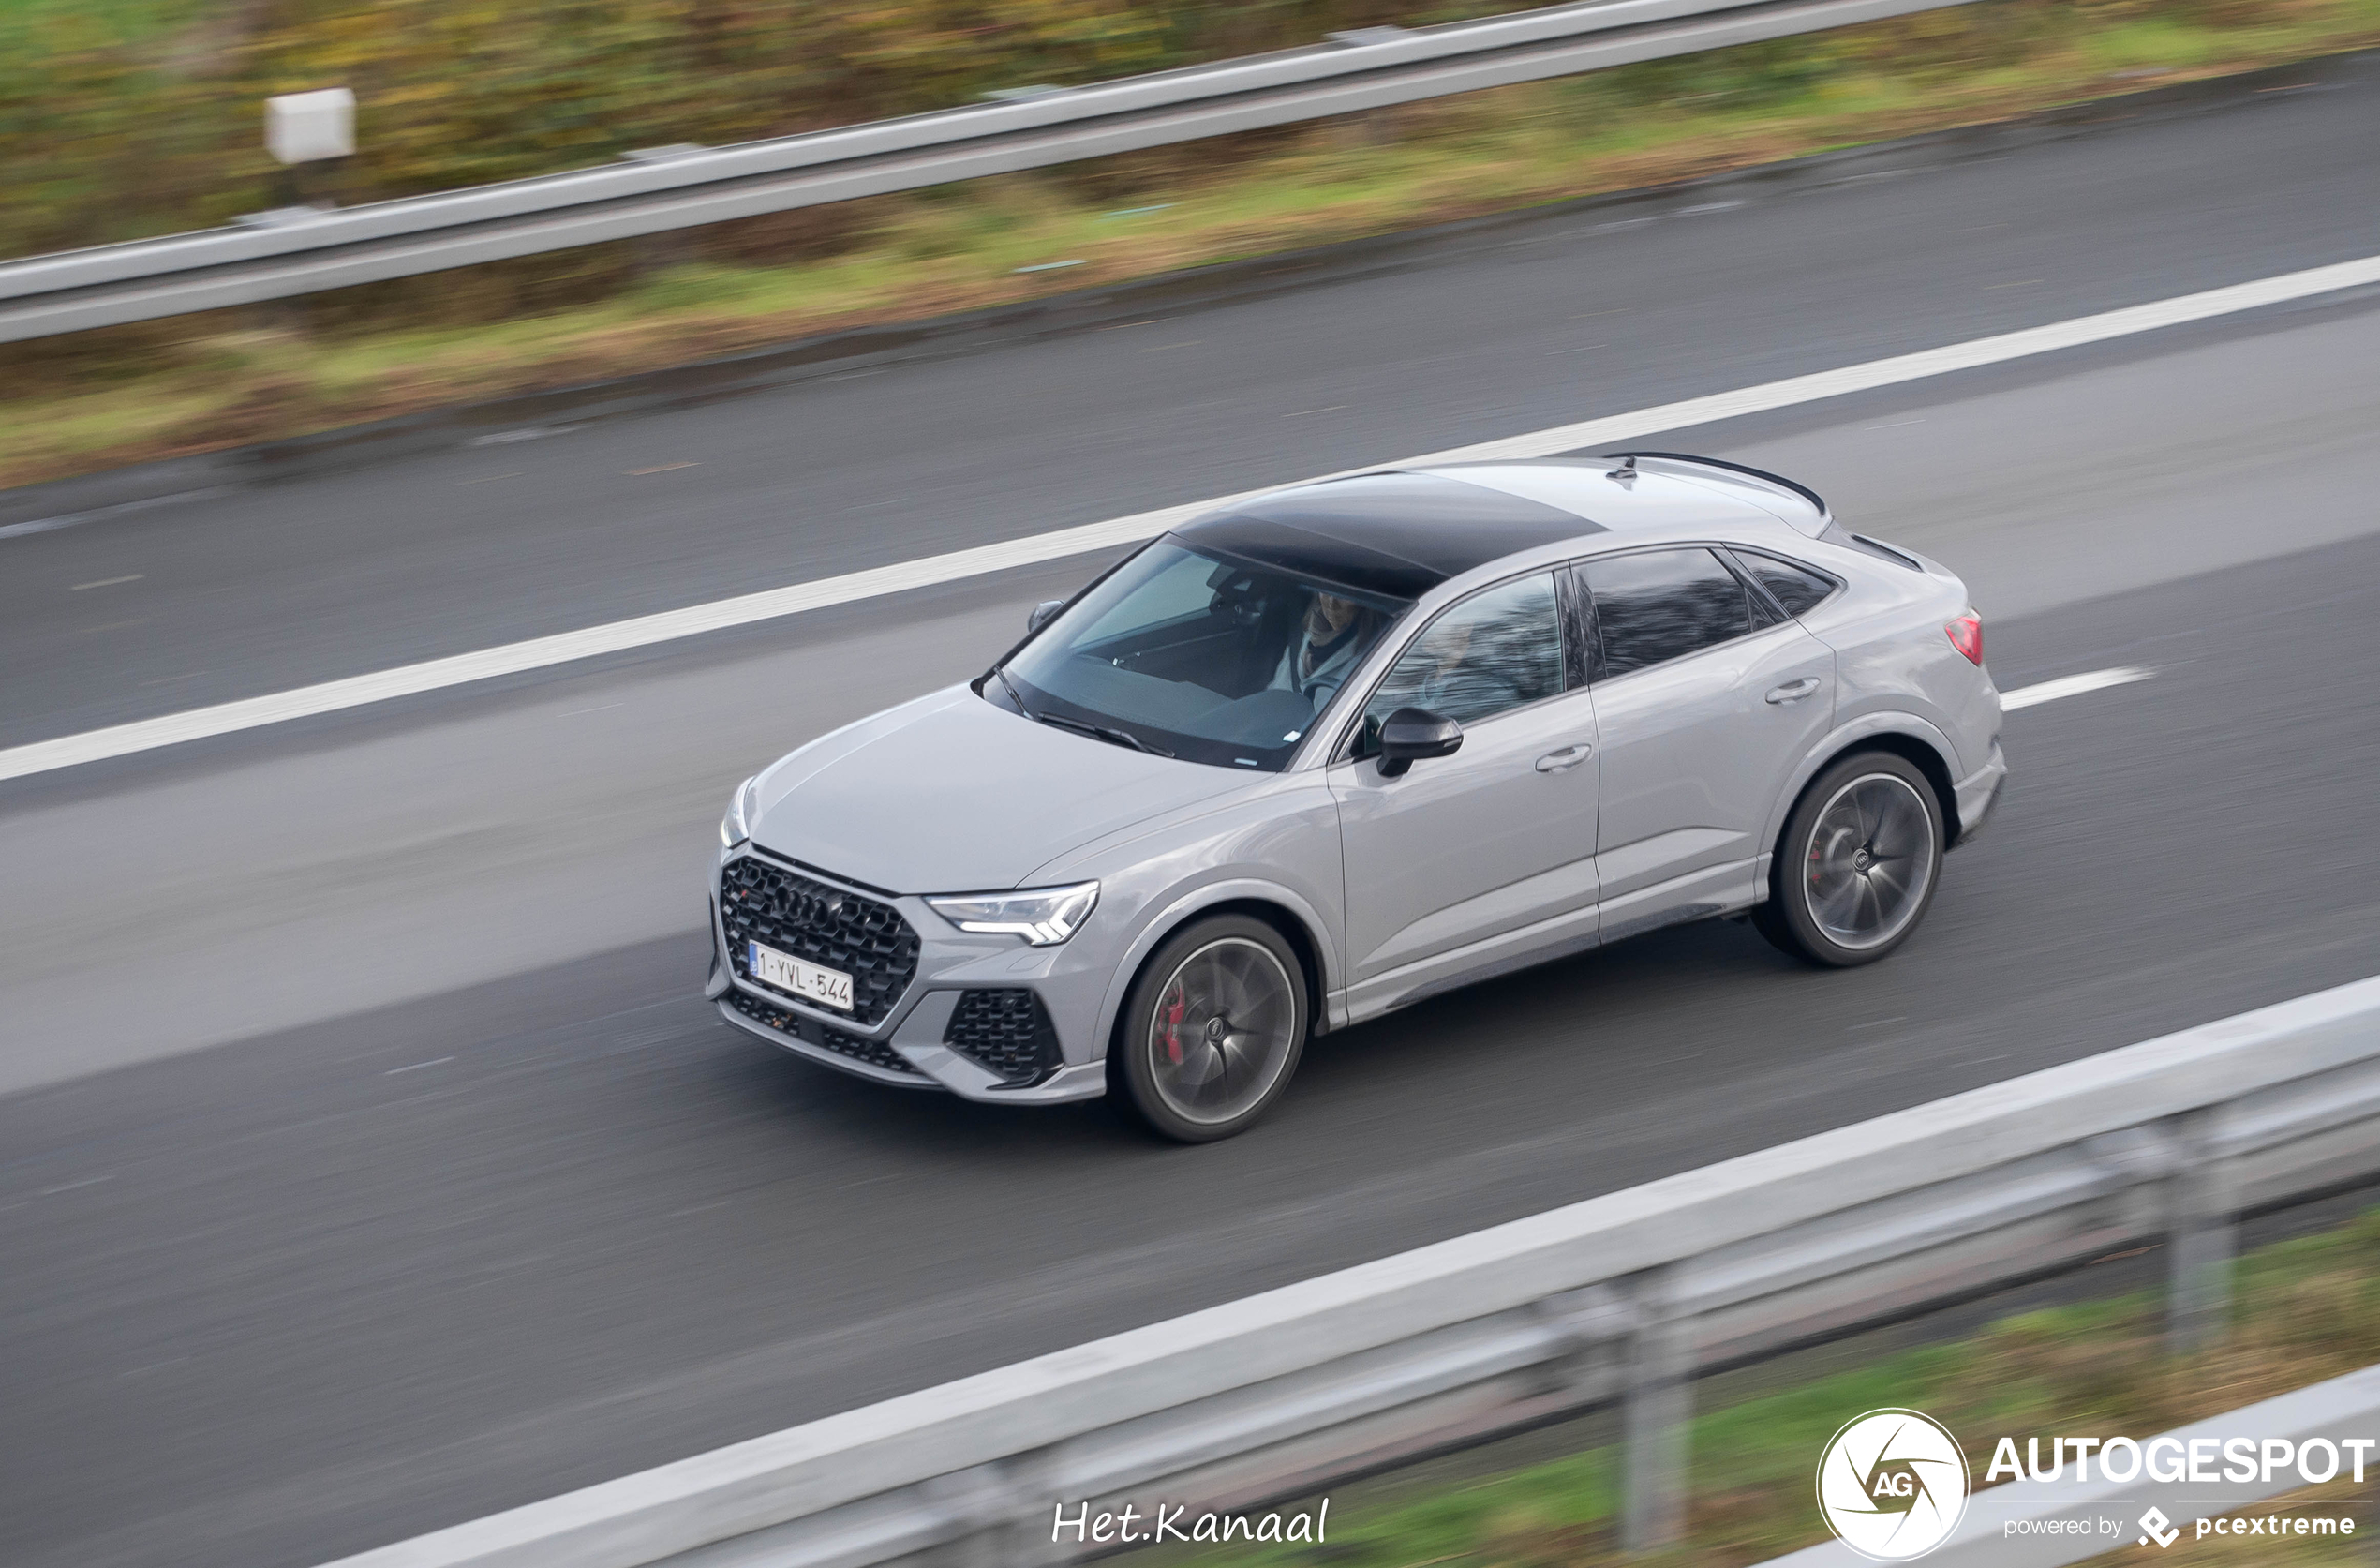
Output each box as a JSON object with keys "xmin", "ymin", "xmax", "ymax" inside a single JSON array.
[{"xmin": 3, "ymin": 256, "xmax": 2372, "ymax": 784}]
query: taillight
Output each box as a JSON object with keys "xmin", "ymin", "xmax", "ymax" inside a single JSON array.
[{"xmin": 1945, "ymin": 609, "xmax": 1984, "ymax": 665}]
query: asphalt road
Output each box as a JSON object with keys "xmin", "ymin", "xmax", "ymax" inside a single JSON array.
[
  {"xmin": 3, "ymin": 61, "xmax": 2380, "ymax": 1568},
  {"xmin": 1, "ymin": 51, "xmax": 2376, "ymax": 751}
]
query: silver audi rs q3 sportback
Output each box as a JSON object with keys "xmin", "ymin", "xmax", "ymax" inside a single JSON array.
[{"xmin": 709, "ymin": 455, "xmax": 2006, "ymax": 1141}]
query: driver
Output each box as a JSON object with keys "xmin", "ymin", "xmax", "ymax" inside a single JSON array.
[{"xmin": 1274, "ymin": 591, "xmax": 1370, "ymax": 710}]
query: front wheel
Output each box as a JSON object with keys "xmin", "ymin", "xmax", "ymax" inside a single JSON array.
[
  {"xmin": 1112, "ymin": 915, "xmax": 1308, "ymax": 1143},
  {"xmin": 1754, "ymin": 752, "xmax": 1944, "ymax": 967}
]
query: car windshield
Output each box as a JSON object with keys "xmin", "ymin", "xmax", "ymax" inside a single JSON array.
[{"xmin": 994, "ymin": 538, "xmax": 1409, "ymax": 770}]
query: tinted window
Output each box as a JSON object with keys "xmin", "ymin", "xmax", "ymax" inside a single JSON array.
[
  {"xmin": 1737, "ymin": 551, "xmax": 1837, "ymax": 617},
  {"xmin": 1582, "ymin": 548, "xmax": 1752, "ymax": 678},
  {"xmin": 1362, "ymin": 573, "xmax": 1565, "ymax": 742}
]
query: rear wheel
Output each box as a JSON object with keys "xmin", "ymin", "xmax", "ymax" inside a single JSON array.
[
  {"xmin": 1112, "ymin": 915, "xmax": 1307, "ymax": 1143},
  {"xmin": 1754, "ymin": 752, "xmax": 1943, "ymax": 967}
]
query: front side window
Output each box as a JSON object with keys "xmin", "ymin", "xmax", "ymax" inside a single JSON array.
[
  {"xmin": 1359, "ymin": 572, "xmax": 1566, "ymax": 748},
  {"xmin": 999, "ymin": 539, "xmax": 1407, "ymax": 770},
  {"xmin": 1582, "ymin": 547, "xmax": 1754, "ymax": 679}
]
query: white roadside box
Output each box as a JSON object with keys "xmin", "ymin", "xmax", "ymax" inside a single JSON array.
[{"xmin": 265, "ymin": 88, "xmax": 354, "ymax": 165}]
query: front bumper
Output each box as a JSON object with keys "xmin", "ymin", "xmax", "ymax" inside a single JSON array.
[
  {"xmin": 708, "ymin": 846, "xmax": 1111, "ymax": 1105},
  {"xmin": 1950, "ymin": 740, "xmax": 2007, "ymax": 849}
]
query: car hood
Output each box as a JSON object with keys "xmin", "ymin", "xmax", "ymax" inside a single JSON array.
[{"xmin": 748, "ymin": 685, "xmax": 1257, "ymax": 892}]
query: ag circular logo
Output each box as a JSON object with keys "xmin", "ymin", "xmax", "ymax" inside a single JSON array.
[{"xmin": 1816, "ymin": 1409, "xmax": 1969, "ymax": 1561}]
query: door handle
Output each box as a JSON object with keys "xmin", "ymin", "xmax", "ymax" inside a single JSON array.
[
  {"xmin": 1534, "ymin": 744, "xmax": 1592, "ymax": 773},
  {"xmin": 1765, "ymin": 677, "xmax": 1822, "ymax": 704}
]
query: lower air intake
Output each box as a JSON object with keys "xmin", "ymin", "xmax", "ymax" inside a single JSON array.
[
  {"xmin": 945, "ymin": 989, "xmax": 1063, "ymax": 1086},
  {"xmin": 725, "ymin": 989, "xmax": 921, "ymax": 1078}
]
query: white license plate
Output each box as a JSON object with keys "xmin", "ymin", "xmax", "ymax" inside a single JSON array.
[{"xmin": 747, "ymin": 941, "xmax": 854, "ymax": 1012}]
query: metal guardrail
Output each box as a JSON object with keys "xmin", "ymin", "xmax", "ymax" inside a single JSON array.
[
  {"xmin": 320, "ymin": 976, "xmax": 2380, "ymax": 1568},
  {"xmin": 0, "ymin": 0, "xmax": 1995, "ymax": 344}
]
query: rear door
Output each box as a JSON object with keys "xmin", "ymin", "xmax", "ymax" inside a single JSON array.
[
  {"xmin": 1577, "ymin": 546, "xmax": 1835, "ymax": 938},
  {"xmin": 1330, "ymin": 571, "xmax": 1600, "ymax": 1016}
]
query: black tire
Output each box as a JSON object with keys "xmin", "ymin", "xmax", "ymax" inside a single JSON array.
[
  {"xmin": 1111, "ymin": 914, "xmax": 1308, "ymax": 1143},
  {"xmin": 1754, "ymin": 751, "xmax": 1945, "ymax": 968}
]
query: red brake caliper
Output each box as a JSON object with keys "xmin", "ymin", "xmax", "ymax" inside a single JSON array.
[{"xmin": 1162, "ymin": 984, "xmax": 1186, "ymax": 1066}]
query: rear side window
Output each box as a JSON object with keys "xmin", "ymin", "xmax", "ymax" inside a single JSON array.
[
  {"xmin": 1581, "ymin": 548, "xmax": 1752, "ymax": 679},
  {"xmin": 1734, "ymin": 550, "xmax": 1838, "ymax": 617}
]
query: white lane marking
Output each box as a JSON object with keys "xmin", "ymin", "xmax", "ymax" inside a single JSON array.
[
  {"xmin": 384, "ymin": 1056, "xmax": 455, "ymax": 1075},
  {"xmin": 0, "ymin": 485, "xmax": 235, "ymax": 543},
  {"xmin": 70, "ymin": 574, "xmax": 144, "ymax": 590},
  {"xmin": 2001, "ymin": 666, "xmax": 2155, "ymax": 709},
  {"xmin": 469, "ymin": 426, "xmax": 579, "ymax": 447},
  {"xmin": 1, "ymin": 255, "xmax": 2373, "ymax": 785}
]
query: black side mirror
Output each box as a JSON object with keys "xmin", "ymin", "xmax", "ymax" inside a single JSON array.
[
  {"xmin": 1026, "ymin": 599, "xmax": 1066, "ymax": 634},
  {"xmin": 1376, "ymin": 708, "xmax": 1463, "ymax": 778}
]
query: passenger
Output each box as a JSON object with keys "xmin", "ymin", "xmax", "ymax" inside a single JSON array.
[{"xmin": 1402, "ymin": 616, "xmax": 1522, "ymax": 720}]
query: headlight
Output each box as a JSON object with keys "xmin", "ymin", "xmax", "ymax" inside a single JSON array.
[
  {"xmin": 926, "ymin": 881, "xmax": 1099, "ymax": 946},
  {"xmin": 719, "ymin": 775, "xmax": 757, "ymax": 847}
]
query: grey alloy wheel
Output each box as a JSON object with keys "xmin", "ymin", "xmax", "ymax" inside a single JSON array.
[
  {"xmin": 1755, "ymin": 751, "xmax": 1944, "ymax": 968},
  {"xmin": 1114, "ymin": 915, "xmax": 1307, "ymax": 1142}
]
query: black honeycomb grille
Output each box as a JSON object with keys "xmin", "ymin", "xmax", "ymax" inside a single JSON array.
[
  {"xmin": 725, "ymin": 989, "xmax": 921, "ymax": 1077},
  {"xmin": 945, "ymin": 989, "xmax": 1062, "ymax": 1086},
  {"xmin": 721, "ymin": 857, "xmax": 917, "ymax": 1026}
]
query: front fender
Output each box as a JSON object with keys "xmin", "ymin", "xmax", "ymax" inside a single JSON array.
[{"xmin": 1091, "ymin": 875, "xmax": 1341, "ymax": 1068}]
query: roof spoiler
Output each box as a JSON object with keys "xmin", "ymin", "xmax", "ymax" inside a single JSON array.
[{"xmin": 1603, "ymin": 451, "xmax": 1831, "ymax": 527}]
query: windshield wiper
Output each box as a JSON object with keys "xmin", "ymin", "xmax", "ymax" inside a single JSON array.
[
  {"xmin": 1034, "ymin": 710, "xmax": 1175, "ymax": 759},
  {"xmin": 993, "ymin": 668, "xmax": 1173, "ymax": 757},
  {"xmin": 990, "ymin": 665, "xmax": 1038, "ymax": 722},
  {"xmin": 1089, "ymin": 724, "xmax": 1174, "ymax": 759}
]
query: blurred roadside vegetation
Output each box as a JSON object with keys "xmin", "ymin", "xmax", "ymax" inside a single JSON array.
[
  {"xmin": 4, "ymin": 0, "xmax": 2377, "ymax": 489},
  {"xmin": 11, "ymin": 0, "xmax": 1517, "ymax": 260},
  {"xmin": 1154, "ymin": 1203, "xmax": 2380, "ymax": 1568}
]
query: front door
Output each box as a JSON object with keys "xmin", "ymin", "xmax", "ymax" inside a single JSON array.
[{"xmin": 1331, "ymin": 571, "xmax": 1600, "ymax": 1020}]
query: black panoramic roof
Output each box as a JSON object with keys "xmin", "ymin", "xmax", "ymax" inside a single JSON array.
[{"xmin": 1173, "ymin": 471, "xmax": 1599, "ymax": 601}]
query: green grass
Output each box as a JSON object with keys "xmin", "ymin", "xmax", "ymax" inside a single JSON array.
[
  {"xmin": 0, "ymin": 0, "xmax": 212, "ymax": 56},
  {"xmin": 5, "ymin": 0, "xmax": 2379, "ymax": 490},
  {"xmin": 1151, "ymin": 1208, "xmax": 2380, "ymax": 1568}
]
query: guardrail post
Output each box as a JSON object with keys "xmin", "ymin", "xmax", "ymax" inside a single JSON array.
[
  {"xmin": 2164, "ymin": 1109, "xmax": 2237, "ymax": 1354},
  {"xmin": 924, "ymin": 1456, "xmax": 1062, "ymax": 1568},
  {"xmin": 1622, "ymin": 1265, "xmax": 1694, "ymax": 1553}
]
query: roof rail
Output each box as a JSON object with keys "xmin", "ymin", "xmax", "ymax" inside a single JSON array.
[{"xmin": 1603, "ymin": 451, "xmax": 1830, "ymax": 523}]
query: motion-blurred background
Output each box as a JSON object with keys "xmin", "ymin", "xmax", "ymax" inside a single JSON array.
[
  {"xmin": 4, "ymin": 0, "xmax": 2372, "ymax": 488},
  {"xmin": 5, "ymin": 3, "xmax": 2380, "ymax": 1567}
]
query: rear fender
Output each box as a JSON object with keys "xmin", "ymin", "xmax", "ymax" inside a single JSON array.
[{"xmin": 1763, "ymin": 712, "xmax": 1962, "ymax": 869}]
